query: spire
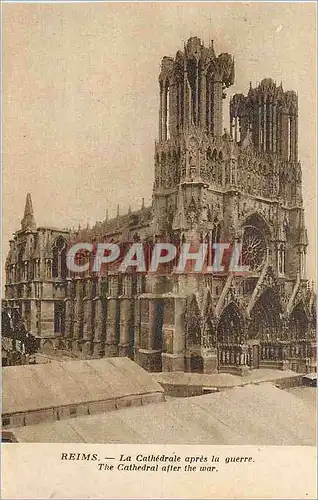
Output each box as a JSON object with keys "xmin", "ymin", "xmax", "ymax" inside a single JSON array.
[
  {"xmin": 141, "ymin": 197, "xmax": 145, "ymax": 209},
  {"xmin": 116, "ymin": 204, "xmax": 120, "ymax": 218},
  {"xmin": 105, "ymin": 209, "xmax": 109, "ymax": 222},
  {"xmin": 21, "ymin": 193, "xmax": 36, "ymax": 231}
]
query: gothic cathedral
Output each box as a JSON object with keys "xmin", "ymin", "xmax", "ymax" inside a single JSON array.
[{"xmin": 4, "ymin": 37, "xmax": 316, "ymax": 374}]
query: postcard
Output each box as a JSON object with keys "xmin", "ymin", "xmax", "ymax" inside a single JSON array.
[{"xmin": 1, "ymin": 2, "xmax": 317, "ymax": 498}]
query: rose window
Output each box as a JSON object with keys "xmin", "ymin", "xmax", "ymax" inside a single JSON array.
[{"xmin": 241, "ymin": 226, "xmax": 267, "ymax": 271}]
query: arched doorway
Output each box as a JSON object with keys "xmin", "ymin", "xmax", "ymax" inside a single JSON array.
[
  {"xmin": 248, "ymin": 288, "xmax": 282, "ymax": 367},
  {"xmin": 217, "ymin": 302, "xmax": 244, "ymax": 344},
  {"xmin": 184, "ymin": 296, "xmax": 203, "ymax": 373},
  {"xmin": 248, "ymin": 288, "xmax": 282, "ymax": 341},
  {"xmin": 290, "ymin": 302, "xmax": 308, "ymax": 341},
  {"xmin": 217, "ymin": 302, "xmax": 244, "ymax": 369},
  {"xmin": 289, "ymin": 302, "xmax": 310, "ymax": 364}
]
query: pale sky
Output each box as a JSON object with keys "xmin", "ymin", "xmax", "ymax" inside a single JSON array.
[{"xmin": 2, "ymin": 2, "xmax": 316, "ymax": 279}]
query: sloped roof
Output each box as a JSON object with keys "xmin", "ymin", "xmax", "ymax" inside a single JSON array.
[
  {"xmin": 3, "ymin": 357, "xmax": 163, "ymax": 414},
  {"xmin": 10, "ymin": 383, "xmax": 316, "ymax": 445},
  {"xmin": 71, "ymin": 206, "xmax": 152, "ymax": 243}
]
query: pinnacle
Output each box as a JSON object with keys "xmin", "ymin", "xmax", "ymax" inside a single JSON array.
[
  {"xmin": 21, "ymin": 193, "xmax": 36, "ymax": 231},
  {"xmin": 24, "ymin": 193, "xmax": 34, "ymax": 218}
]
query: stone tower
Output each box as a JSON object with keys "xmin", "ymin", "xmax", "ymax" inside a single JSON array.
[
  {"xmin": 5, "ymin": 194, "xmax": 70, "ymax": 352},
  {"xmin": 153, "ymin": 37, "xmax": 235, "ymax": 244},
  {"xmin": 4, "ymin": 37, "xmax": 316, "ymax": 373},
  {"xmin": 146, "ymin": 37, "xmax": 315, "ymax": 374}
]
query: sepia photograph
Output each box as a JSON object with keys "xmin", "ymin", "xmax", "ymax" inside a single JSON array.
[{"xmin": 1, "ymin": 1, "xmax": 317, "ymax": 498}]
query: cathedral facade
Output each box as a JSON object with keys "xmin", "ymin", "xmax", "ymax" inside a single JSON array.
[{"xmin": 4, "ymin": 37, "xmax": 316, "ymax": 374}]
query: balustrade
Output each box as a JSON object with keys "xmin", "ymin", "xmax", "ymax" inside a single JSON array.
[
  {"xmin": 218, "ymin": 343, "xmax": 248, "ymax": 367},
  {"xmin": 288, "ymin": 340, "xmax": 312, "ymax": 359},
  {"xmin": 217, "ymin": 339, "xmax": 316, "ymax": 370},
  {"xmin": 260, "ymin": 342, "xmax": 284, "ymax": 361},
  {"xmin": 260, "ymin": 339, "xmax": 314, "ymax": 363}
]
